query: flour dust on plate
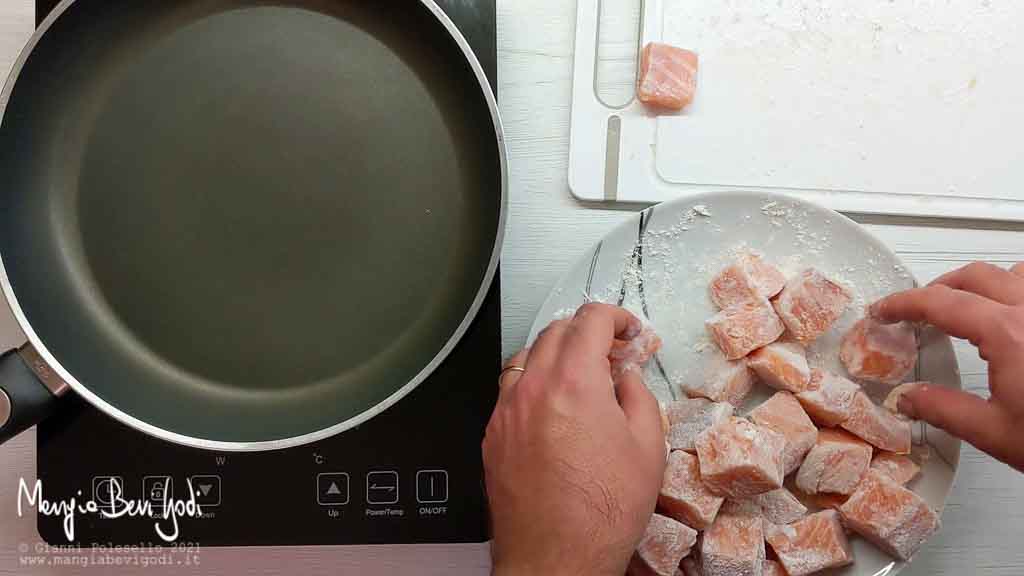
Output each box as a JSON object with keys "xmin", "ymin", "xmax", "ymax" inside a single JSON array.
[{"xmin": 529, "ymin": 191, "xmax": 962, "ymax": 576}]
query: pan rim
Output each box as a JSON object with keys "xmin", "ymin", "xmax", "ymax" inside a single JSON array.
[{"xmin": 0, "ymin": 0, "xmax": 508, "ymax": 451}]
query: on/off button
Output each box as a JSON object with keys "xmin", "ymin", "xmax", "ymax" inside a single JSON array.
[{"xmin": 416, "ymin": 470, "xmax": 448, "ymax": 504}]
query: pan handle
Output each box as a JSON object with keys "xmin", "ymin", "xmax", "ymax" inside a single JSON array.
[{"xmin": 0, "ymin": 345, "xmax": 64, "ymax": 445}]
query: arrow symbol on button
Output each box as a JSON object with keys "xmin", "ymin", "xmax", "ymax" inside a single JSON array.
[
  {"xmin": 326, "ymin": 482, "xmax": 342, "ymax": 495},
  {"xmin": 199, "ymin": 484, "xmax": 213, "ymax": 496},
  {"xmin": 370, "ymin": 484, "xmax": 395, "ymax": 492}
]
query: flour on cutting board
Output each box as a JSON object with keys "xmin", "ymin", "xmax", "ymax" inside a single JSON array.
[{"xmin": 657, "ymin": 0, "xmax": 1024, "ymax": 201}]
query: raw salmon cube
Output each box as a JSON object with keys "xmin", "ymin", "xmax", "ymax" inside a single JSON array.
[
  {"xmin": 794, "ymin": 489, "xmax": 850, "ymax": 512},
  {"xmin": 680, "ymin": 557, "xmax": 702, "ymax": 576},
  {"xmin": 628, "ymin": 554, "xmax": 689, "ymax": 576},
  {"xmin": 686, "ymin": 353, "xmax": 755, "ymax": 405},
  {"xmin": 748, "ymin": 343, "xmax": 812, "ymax": 394},
  {"xmin": 638, "ymin": 43, "xmax": 698, "ymax": 111},
  {"xmin": 772, "ymin": 269, "xmax": 852, "ymax": 344},
  {"xmin": 796, "ymin": 370, "xmax": 860, "ymax": 427},
  {"xmin": 710, "ymin": 253, "xmax": 787, "ymax": 309},
  {"xmin": 695, "ymin": 417, "xmax": 786, "ymax": 498},
  {"xmin": 707, "ymin": 299, "xmax": 786, "ymax": 360},
  {"xmin": 765, "ymin": 510, "xmax": 854, "ymax": 576},
  {"xmin": 871, "ymin": 452, "xmax": 922, "ymax": 486},
  {"xmin": 718, "ymin": 497, "xmax": 762, "ymax": 517},
  {"xmin": 839, "ymin": 470, "xmax": 940, "ymax": 561},
  {"xmin": 795, "ymin": 429, "xmax": 872, "ymax": 496},
  {"xmin": 841, "ymin": 391, "xmax": 912, "ymax": 454},
  {"xmin": 840, "ymin": 318, "xmax": 918, "ymax": 385},
  {"xmin": 660, "ymin": 404, "xmax": 672, "ymax": 435},
  {"xmin": 731, "ymin": 487, "xmax": 808, "ymax": 526},
  {"xmin": 762, "ymin": 560, "xmax": 789, "ymax": 576},
  {"xmin": 612, "ymin": 326, "xmax": 663, "ymax": 376},
  {"xmin": 666, "ymin": 399, "xmax": 735, "ymax": 453},
  {"xmin": 754, "ymin": 487, "xmax": 808, "ymax": 525},
  {"xmin": 634, "ymin": 513, "xmax": 699, "ymax": 576},
  {"xmin": 883, "ymin": 381, "xmax": 924, "ymax": 414},
  {"xmin": 701, "ymin": 513, "xmax": 765, "ymax": 576},
  {"xmin": 664, "ymin": 397, "xmax": 714, "ymax": 425},
  {"xmin": 749, "ymin": 392, "xmax": 819, "ymax": 475},
  {"xmin": 660, "ymin": 451, "xmax": 726, "ymax": 530}
]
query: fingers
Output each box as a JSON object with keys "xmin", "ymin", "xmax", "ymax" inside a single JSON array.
[
  {"xmin": 526, "ymin": 319, "xmax": 571, "ymax": 372},
  {"xmin": 930, "ymin": 262, "xmax": 1024, "ymax": 305},
  {"xmin": 869, "ymin": 285, "xmax": 1006, "ymax": 352},
  {"xmin": 898, "ymin": 385, "xmax": 1019, "ymax": 470},
  {"xmin": 561, "ymin": 303, "xmax": 643, "ymax": 363},
  {"xmin": 1012, "ymin": 262, "xmax": 1024, "ymax": 277},
  {"xmin": 615, "ymin": 369, "xmax": 665, "ymax": 458}
]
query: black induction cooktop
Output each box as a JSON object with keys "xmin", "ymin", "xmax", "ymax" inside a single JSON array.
[{"xmin": 35, "ymin": 0, "xmax": 499, "ymax": 547}]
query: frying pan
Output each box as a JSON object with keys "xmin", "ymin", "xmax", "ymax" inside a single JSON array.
[{"xmin": 0, "ymin": 0, "xmax": 506, "ymax": 450}]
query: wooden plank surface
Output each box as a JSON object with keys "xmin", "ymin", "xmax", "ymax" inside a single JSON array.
[{"xmin": 1, "ymin": 0, "xmax": 1023, "ymax": 574}]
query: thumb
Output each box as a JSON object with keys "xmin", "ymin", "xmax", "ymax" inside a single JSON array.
[
  {"xmin": 899, "ymin": 384, "xmax": 1017, "ymax": 469},
  {"xmin": 615, "ymin": 369, "xmax": 666, "ymax": 458}
]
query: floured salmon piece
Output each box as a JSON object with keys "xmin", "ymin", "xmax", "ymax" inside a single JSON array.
[
  {"xmin": 666, "ymin": 399, "xmax": 735, "ymax": 453},
  {"xmin": 710, "ymin": 253, "xmax": 787, "ymax": 310},
  {"xmin": 718, "ymin": 497, "xmax": 761, "ymax": 517},
  {"xmin": 660, "ymin": 451, "xmax": 726, "ymax": 530},
  {"xmin": 611, "ymin": 326, "xmax": 663, "ymax": 376},
  {"xmin": 686, "ymin": 353, "xmax": 755, "ymax": 406},
  {"xmin": 680, "ymin": 556, "xmax": 702, "ymax": 576},
  {"xmin": 795, "ymin": 429, "xmax": 872, "ymax": 496},
  {"xmin": 772, "ymin": 269, "xmax": 852, "ymax": 344},
  {"xmin": 841, "ymin": 391, "xmax": 912, "ymax": 454},
  {"xmin": 796, "ymin": 369, "xmax": 860, "ymax": 427},
  {"xmin": 797, "ymin": 489, "xmax": 850, "ymax": 512},
  {"xmin": 765, "ymin": 510, "xmax": 854, "ymax": 576},
  {"xmin": 883, "ymin": 381, "xmax": 925, "ymax": 414},
  {"xmin": 871, "ymin": 452, "xmax": 922, "ymax": 486},
  {"xmin": 701, "ymin": 513, "xmax": 765, "ymax": 576},
  {"xmin": 749, "ymin": 392, "xmax": 819, "ymax": 475},
  {"xmin": 664, "ymin": 398, "xmax": 714, "ymax": 425},
  {"xmin": 695, "ymin": 417, "xmax": 786, "ymax": 498},
  {"xmin": 660, "ymin": 404, "xmax": 672, "ymax": 435},
  {"xmin": 633, "ymin": 513, "xmax": 699, "ymax": 576},
  {"xmin": 840, "ymin": 318, "xmax": 918, "ymax": 385},
  {"xmin": 730, "ymin": 487, "xmax": 808, "ymax": 526},
  {"xmin": 707, "ymin": 299, "xmax": 786, "ymax": 360},
  {"xmin": 839, "ymin": 470, "xmax": 940, "ymax": 561},
  {"xmin": 628, "ymin": 554, "xmax": 686, "ymax": 576},
  {"xmin": 762, "ymin": 560, "xmax": 788, "ymax": 576},
  {"xmin": 748, "ymin": 343, "xmax": 812, "ymax": 394},
  {"xmin": 638, "ymin": 43, "xmax": 698, "ymax": 111}
]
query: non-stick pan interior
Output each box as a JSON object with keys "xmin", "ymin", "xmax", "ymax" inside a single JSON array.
[{"xmin": 0, "ymin": 0, "xmax": 502, "ymax": 444}]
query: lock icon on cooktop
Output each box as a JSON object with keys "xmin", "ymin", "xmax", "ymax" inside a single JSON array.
[{"xmin": 143, "ymin": 476, "xmax": 172, "ymax": 506}]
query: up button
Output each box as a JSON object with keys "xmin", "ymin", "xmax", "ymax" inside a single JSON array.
[{"xmin": 316, "ymin": 472, "xmax": 350, "ymax": 506}]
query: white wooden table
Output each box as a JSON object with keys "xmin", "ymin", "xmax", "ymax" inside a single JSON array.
[{"xmin": 1, "ymin": 0, "xmax": 1023, "ymax": 574}]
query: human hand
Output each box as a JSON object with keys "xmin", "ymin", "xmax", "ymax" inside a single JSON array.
[
  {"xmin": 870, "ymin": 262, "xmax": 1024, "ymax": 472},
  {"xmin": 483, "ymin": 304, "xmax": 666, "ymax": 576}
]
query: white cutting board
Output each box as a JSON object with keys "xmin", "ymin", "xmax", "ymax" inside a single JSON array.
[{"xmin": 569, "ymin": 0, "xmax": 1024, "ymax": 220}]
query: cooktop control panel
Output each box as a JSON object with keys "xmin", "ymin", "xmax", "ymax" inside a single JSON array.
[{"xmin": 37, "ymin": 283, "xmax": 498, "ymax": 547}]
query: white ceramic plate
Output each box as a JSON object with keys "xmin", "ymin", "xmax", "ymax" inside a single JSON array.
[{"xmin": 529, "ymin": 191, "xmax": 961, "ymax": 575}]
